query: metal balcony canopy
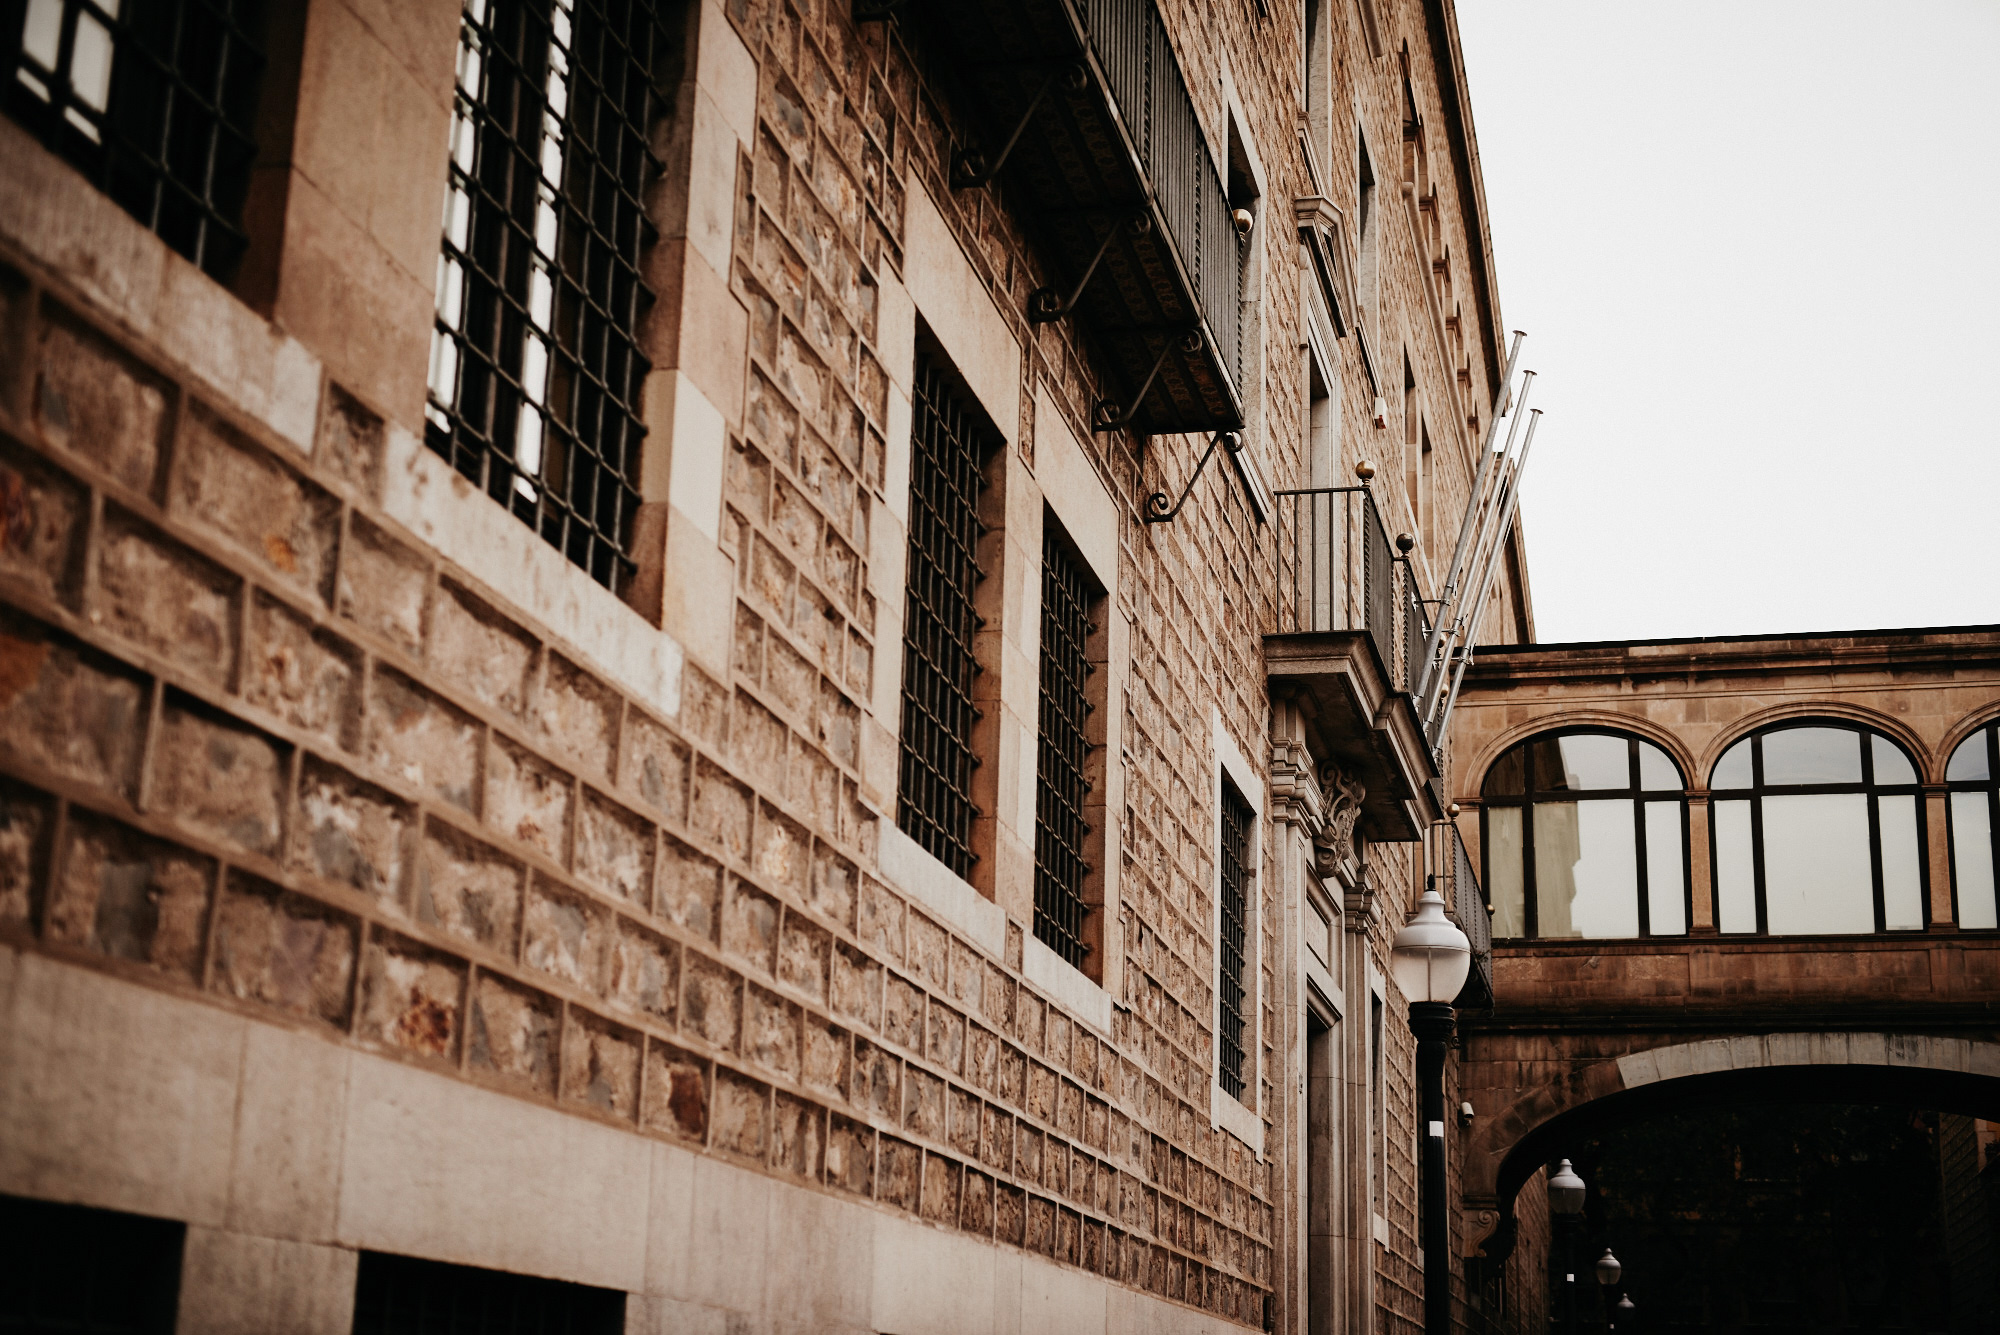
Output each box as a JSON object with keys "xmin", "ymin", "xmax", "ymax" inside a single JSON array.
[{"xmin": 917, "ymin": 0, "xmax": 1245, "ymax": 435}]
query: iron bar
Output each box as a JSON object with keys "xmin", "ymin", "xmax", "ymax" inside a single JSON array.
[
  {"xmin": 1217, "ymin": 780, "xmax": 1253, "ymax": 1099},
  {"xmin": 1431, "ymin": 409, "xmax": 1541, "ymax": 738},
  {"xmin": 951, "ymin": 63, "xmax": 1083, "ymax": 190},
  {"xmin": 1095, "ymin": 329, "xmax": 1195, "ymax": 432},
  {"xmin": 1028, "ymin": 212, "xmax": 1146, "ymax": 322},
  {"xmin": 1033, "ymin": 528, "xmax": 1097, "ymax": 968}
]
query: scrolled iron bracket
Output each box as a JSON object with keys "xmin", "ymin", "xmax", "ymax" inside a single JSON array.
[
  {"xmin": 951, "ymin": 64, "xmax": 1087, "ymax": 190},
  {"xmin": 1142, "ymin": 429, "xmax": 1242, "ymax": 525},
  {"xmin": 1028, "ymin": 212, "xmax": 1148, "ymax": 323},
  {"xmin": 1093, "ymin": 328, "xmax": 1201, "ymax": 433}
]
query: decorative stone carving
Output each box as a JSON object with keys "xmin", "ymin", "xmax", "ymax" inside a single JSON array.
[{"xmin": 1314, "ymin": 763, "xmax": 1365, "ymax": 880}]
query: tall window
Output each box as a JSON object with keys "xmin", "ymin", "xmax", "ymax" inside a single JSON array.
[
  {"xmin": 1947, "ymin": 722, "xmax": 1999, "ymax": 930},
  {"xmin": 427, "ymin": 0, "xmax": 671, "ymax": 590},
  {"xmin": 1033, "ymin": 521, "xmax": 1099, "ymax": 969},
  {"xmin": 1711, "ymin": 721, "xmax": 1926, "ymax": 935},
  {"xmin": 4, "ymin": 0, "xmax": 270, "ymax": 280},
  {"xmin": 1216, "ymin": 778, "xmax": 1253, "ymax": 1101},
  {"xmin": 1482, "ymin": 729, "xmax": 1688, "ymax": 940},
  {"xmin": 896, "ymin": 350, "xmax": 993, "ymax": 879}
]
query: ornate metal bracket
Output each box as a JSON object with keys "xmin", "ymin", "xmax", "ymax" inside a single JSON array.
[
  {"xmin": 1028, "ymin": 213, "xmax": 1147, "ymax": 323},
  {"xmin": 1094, "ymin": 328, "xmax": 1199, "ymax": 433},
  {"xmin": 1142, "ymin": 428, "xmax": 1241, "ymax": 524},
  {"xmin": 951, "ymin": 65, "xmax": 1086, "ymax": 190}
]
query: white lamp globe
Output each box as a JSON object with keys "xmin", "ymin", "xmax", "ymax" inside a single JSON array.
[{"xmin": 1388, "ymin": 888, "xmax": 1472, "ymax": 1004}]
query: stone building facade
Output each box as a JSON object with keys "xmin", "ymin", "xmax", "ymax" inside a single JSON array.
[{"xmin": 0, "ymin": 0, "xmax": 1527, "ymax": 1332}]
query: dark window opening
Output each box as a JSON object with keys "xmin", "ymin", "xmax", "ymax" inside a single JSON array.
[
  {"xmin": 1217, "ymin": 776, "xmax": 1253, "ymax": 1101},
  {"xmin": 1032, "ymin": 519, "xmax": 1100, "ymax": 971},
  {"xmin": 3, "ymin": 0, "xmax": 270, "ymax": 282},
  {"xmin": 897, "ymin": 346, "xmax": 995, "ymax": 879},
  {"xmin": 426, "ymin": 0, "xmax": 679, "ymax": 591},
  {"xmin": 0, "ymin": 1192, "xmax": 184, "ymax": 1334},
  {"xmin": 352, "ymin": 1251, "xmax": 626, "ymax": 1335}
]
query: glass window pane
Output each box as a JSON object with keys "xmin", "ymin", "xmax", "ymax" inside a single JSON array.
[
  {"xmin": 1877, "ymin": 794, "xmax": 1924, "ymax": 931},
  {"xmin": 1761, "ymin": 727, "xmax": 1862, "ymax": 786},
  {"xmin": 1715, "ymin": 800, "xmax": 1757, "ymax": 931},
  {"xmin": 1871, "ymin": 736, "xmax": 1917, "ymax": 787},
  {"xmin": 1948, "ymin": 731, "xmax": 1992, "ymax": 783},
  {"xmin": 1484, "ymin": 748, "xmax": 1526, "ymax": 798},
  {"xmin": 1712, "ymin": 740, "xmax": 1753, "ymax": 792},
  {"xmin": 1644, "ymin": 801, "xmax": 1687, "ymax": 935},
  {"xmin": 1951, "ymin": 792, "xmax": 1998, "ymax": 931},
  {"xmin": 1486, "ymin": 806, "xmax": 1525, "ymax": 938},
  {"xmin": 1762, "ymin": 793, "xmax": 1874, "ymax": 934},
  {"xmin": 1637, "ymin": 742, "xmax": 1680, "ymax": 792},
  {"xmin": 1553, "ymin": 734, "xmax": 1632, "ymax": 792},
  {"xmin": 1533, "ymin": 799, "xmax": 1639, "ymax": 939}
]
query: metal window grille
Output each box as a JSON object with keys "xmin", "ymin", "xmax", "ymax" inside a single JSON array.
[
  {"xmin": 3, "ymin": 0, "xmax": 268, "ymax": 281},
  {"xmin": 352, "ymin": 1251, "xmax": 625, "ymax": 1335},
  {"xmin": 1217, "ymin": 778, "xmax": 1252, "ymax": 1100},
  {"xmin": 896, "ymin": 351, "xmax": 991, "ymax": 877},
  {"xmin": 427, "ymin": 0, "xmax": 667, "ymax": 591},
  {"xmin": 1033, "ymin": 526, "xmax": 1096, "ymax": 968},
  {"xmin": 0, "ymin": 1192, "xmax": 185, "ymax": 1334}
]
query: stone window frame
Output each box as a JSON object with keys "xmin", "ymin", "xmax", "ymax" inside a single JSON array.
[
  {"xmin": 1946, "ymin": 716, "xmax": 2000, "ymax": 931},
  {"xmin": 1210, "ymin": 708, "xmax": 1266, "ymax": 1155}
]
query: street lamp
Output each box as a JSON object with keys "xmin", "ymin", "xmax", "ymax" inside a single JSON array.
[
  {"xmin": 1596, "ymin": 1248, "xmax": 1621, "ymax": 1330},
  {"xmin": 1389, "ymin": 885, "xmax": 1471, "ymax": 1335},
  {"xmin": 1547, "ymin": 1159, "xmax": 1585, "ymax": 1330},
  {"xmin": 1613, "ymin": 1294, "xmax": 1635, "ymax": 1330}
]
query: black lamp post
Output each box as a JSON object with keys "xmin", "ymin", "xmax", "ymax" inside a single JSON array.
[
  {"xmin": 1595, "ymin": 1248, "xmax": 1621, "ymax": 1330},
  {"xmin": 1389, "ymin": 884, "xmax": 1472, "ymax": 1335},
  {"xmin": 1613, "ymin": 1294, "xmax": 1635, "ymax": 1330},
  {"xmin": 1547, "ymin": 1158, "xmax": 1585, "ymax": 1330}
]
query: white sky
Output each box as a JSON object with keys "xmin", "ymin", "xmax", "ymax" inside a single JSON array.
[{"xmin": 1454, "ymin": 1, "xmax": 2000, "ymax": 644}]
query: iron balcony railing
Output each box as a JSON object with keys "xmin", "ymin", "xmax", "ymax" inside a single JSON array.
[
  {"xmin": 1274, "ymin": 486, "xmax": 1432, "ymax": 694},
  {"xmin": 1446, "ymin": 822, "xmax": 1494, "ymax": 1008}
]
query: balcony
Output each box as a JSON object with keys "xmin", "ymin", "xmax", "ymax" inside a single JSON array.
[
  {"xmin": 1445, "ymin": 822, "xmax": 1493, "ymax": 1009},
  {"xmin": 915, "ymin": 0, "xmax": 1244, "ymax": 434},
  {"xmin": 1266, "ymin": 486, "xmax": 1441, "ymax": 841}
]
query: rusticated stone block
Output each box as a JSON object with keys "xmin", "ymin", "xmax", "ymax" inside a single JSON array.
[
  {"xmin": 0, "ymin": 782, "xmax": 49, "ymax": 927},
  {"xmin": 801, "ymin": 1014, "xmax": 847, "ymax": 1098},
  {"xmin": 689, "ymin": 758, "xmax": 750, "ymax": 861},
  {"xmin": 830, "ymin": 940, "xmax": 880, "ymax": 1029},
  {"xmin": 96, "ymin": 507, "xmax": 238, "ymax": 685},
  {"xmin": 881, "ymin": 972, "xmax": 923, "ymax": 1053},
  {"xmin": 0, "ymin": 435, "xmax": 85, "ymax": 602},
  {"xmin": 682, "ymin": 950, "xmax": 741, "ymax": 1051},
  {"xmin": 926, "ymin": 1001, "xmax": 965, "ymax": 1075},
  {"xmin": 679, "ymin": 663, "xmax": 728, "ymax": 749},
  {"xmin": 763, "ymin": 628, "xmax": 815, "ymax": 718},
  {"xmin": 877, "ymin": 1135, "xmax": 920, "ymax": 1211},
  {"xmin": 48, "ymin": 811, "xmax": 213, "ymax": 979},
  {"xmin": 858, "ymin": 876, "xmax": 903, "ymax": 964},
  {"xmin": 575, "ymin": 791, "xmax": 651, "ymax": 903},
  {"xmin": 995, "ymin": 1182, "xmax": 1026, "ymax": 1245},
  {"xmin": 732, "ymin": 602, "xmax": 765, "ymax": 687},
  {"xmin": 961, "ymin": 1169, "xmax": 993, "ymax": 1236},
  {"xmin": 966, "ymin": 1024, "xmax": 1000, "ymax": 1095},
  {"xmin": 359, "ymin": 932, "xmax": 463, "ymax": 1061},
  {"xmin": 920, "ymin": 1152, "xmax": 959, "ymax": 1224},
  {"xmin": 484, "ymin": 739, "xmax": 571, "ymax": 864},
  {"xmin": 722, "ymin": 878, "xmax": 778, "ymax": 974},
  {"xmin": 1017, "ymin": 1127, "xmax": 1043, "ymax": 1186},
  {"xmin": 711, "ymin": 1067, "xmax": 769, "ymax": 1164},
  {"xmin": 368, "ymin": 668, "xmax": 479, "ymax": 811},
  {"xmin": 173, "ymin": 404, "xmax": 339, "ymax": 603},
  {"xmin": 35, "ymin": 312, "xmax": 169, "ymax": 494},
  {"xmin": 809, "ymin": 844, "xmax": 855, "ymax": 930},
  {"xmin": 826, "ymin": 1113, "xmax": 874, "ymax": 1197},
  {"xmin": 293, "ymin": 757, "xmax": 410, "ymax": 907},
  {"xmin": 152, "ymin": 698, "xmax": 287, "ymax": 856},
  {"xmin": 981, "ymin": 1104, "xmax": 1013, "ymax": 1171},
  {"xmin": 313, "ymin": 381, "xmax": 384, "ymax": 497},
  {"xmin": 772, "ymin": 1091, "xmax": 822, "ymax": 1179},
  {"xmin": 468, "ymin": 971, "xmax": 558, "ymax": 1092},
  {"xmin": 620, "ymin": 709, "xmax": 688, "ymax": 826},
  {"xmin": 816, "ymin": 678, "xmax": 859, "ymax": 768},
  {"xmin": 244, "ymin": 594, "xmax": 358, "ymax": 747},
  {"xmin": 777, "ymin": 910, "xmax": 827, "ymax": 1000},
  {"xmin": 430, "ymin": 581, "xmax": 535, "ymax": 714},
  {"xmin": 211, "ymin": 870, "xmax": 356, "ymax": 1027},
  {"xmin": 784, "ymin": 744, "xmax": 837, "ymax": 833},
  {"xmin": 336, "ymin": 515, "xmax": 428, "ymax": 656},
  {"xmin": 853, "ymin": 1038, "xmax": 899, "ymax": 1118},
  {"xmin": 536, "ymin": 655, "xmax": 616, "ymax": 781},
  {"xmin": 753, "ymin": 801, "xmax": 808, "ymax": 900},
  {"xmin": 657, "ymin": 834, "xmax": 719, "ymax": 940},
  {"xmin": 522, "ymin": 877, "xmax": 609, "ymax": 993},
  {"xmin": 744, "ymin": 984, "xmax": 800, "ymax": 1080},
  {"xmin": 605, "ymin": 917, "xmax": 676, "ymax": 1024},
  {"xmin": 730, "ymin": 690, "xmax": 787, "ymax": 789},
  {"xmin": 0, "ymin": 617, "xmax": 144, "ymax": 797},
  {"xmin": 948, "ymin": 1085, "xmax": 980, "ymax": 1158},
  {"xmin": 908, "ymin": 911, "xmax": 947, "ymax": 990},
  {"xmin": 637, "ymin": 1053, "xmax": 711, "ymax": 1166},
  {"xmin": 416, "ymin": 821, "xmax": 522, "ymax": 953},
  {"xmin": 903, "ymin": 1065, "xmax": 944, "ymax": 1140},
  {"xmin": 561, "ymin": 1010, "xmax": 640, "ymax": 1121}
]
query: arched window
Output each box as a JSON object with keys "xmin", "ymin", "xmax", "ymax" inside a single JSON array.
[
  {"xmin": 1710, "ymin": 722, "xmax": 1925, "ymax": 935},
  {"xmin": 1481, "ymin": 730, "xmax": 1688, "ymax": 940},
  {"xmin": 1947, "ymin": 723, "xmax": 1999, "ymax": 930}
]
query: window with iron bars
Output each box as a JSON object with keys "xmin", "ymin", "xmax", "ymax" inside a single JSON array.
[
  {"xmin": 1034, "ymin": 521, "xmax": 1099, "ymax": 970},
  {"xmin": 352, "ymin": 1251, "xmax": 625, "ymax": 1335},
  {"xmin": 1217, "ymin": 777, "xmax": 1253, "ymax": 1101},
  {"xmin": 896, "ymin": 349, "xmax": 993, "ymax": 879},
  {"xmin": 427, "ymin": 0, "xmax": 670, "ymax": 591},
  {"xmin": 3, "ymin": 0, "xmax": 269, "ymax": 282}
]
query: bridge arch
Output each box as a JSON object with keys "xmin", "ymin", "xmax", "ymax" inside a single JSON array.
[{"xmin": 1465, "ymin": 1031, "xmax": 2000, "ymax": 1261}]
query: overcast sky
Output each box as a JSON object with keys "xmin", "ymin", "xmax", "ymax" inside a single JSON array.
[{"xmin": 1454, "ymin": 1, "xmax": 2000, "ymax": 644}]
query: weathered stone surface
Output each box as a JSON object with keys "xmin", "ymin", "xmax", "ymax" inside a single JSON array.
[
  {"xmin": 682, "ymin": 950, "xmax": 740, "ymax": 1051},
  {"xmin": 561, "ymin": 1011, "xmax": 639, "ymax": 1121},
  {"xmin": 173, "ymin": 404, "xmax": 340, "ymax": 603},
  {"xmin": 152, "ymin": 699, "xmax": 287, "ymax": 856},
  {"xmin": 778, "ymin": 910, "xmax": 828, "ymax": 1000},
  {"xmin": 689, "ymin": 758, "xmax": 751, "ymax": 861},
  {"xmin": 468, "ymin": 971, "xmax": 557, "ymax": 1093},
  {"xmin": 336, "ymin": 515, "xmax": 428, "ymax": 657},
  {"xmin": 0, "ymin": 618, "xmax": 144, "ymax": 797},
  {"xmin": 657, "ymin": 833, "xmax": 720, "ymax": 940},
  {"xmin": 35, "ymin": 312, "xmax": 169, "ymax": 494},
  {"xmin": 723, "ymin": 879, "xmax": 778, "ymax": 975},
  {"xmin": 830, "ymin": 939, "xmax": 881, "ymax": 1030},
  {"xmin": 245, "ymin": 595, "xmax": 358, "ymax": 747},
  {"xmin": 211, "ymin": 871, "xmax": 356, "ymax": 1027},
  {"xmin": 0, "ymin": 435, "xmax": 85, "ymax": 602},
  {"xmin": 606, "ymin": 916, "xmax": 676, "ymax": 1024},
  {"xmin": 294, "ymin": 757, "xmax": 410, "ymax": 907},
  {"xmin": 430, "ymin": 580, "xmax": 535, "ymax": 715},
  {"xmin": 575, "ymin": 790, "xmax": 652, "ymax": 903},
  {"xmin": 772, "ymin": 1091, "xmax": 822, "ymax": 1179},
  {"xmin": 826, "ymin": 1112, "xmax": 874, "ymax": 1197},
  {"xmin": 483, "ymin": 739, "xmax": 571, "ymax": 864},
  {"xmin": 47, "ymin": 812, "xmax": 212, "ymax": 978},
  {"xmin": 97, "ymin": 508, "xmax": 238, "ymax": 685},
  {"xmin": 753, "ymin": 801, "xmax": 809, "ymax": 900},
  {"xmin": 711, "ymin": 1066, "xmax": 769, "ymax": 1163},
  {"xmin": 744, "ymin": 984, "xmax": 800, "ymax": 1080},
  {"xmin": 643, "ymin": 1039, "xmax": 709, "ymax": 1144},
  {"xmin": 620, "ymin": 708, "xmax": 689, "ymax": 825},
  {"xmin": 313, "ymin": 381, "xmax": 384, "ymax": 497},
  {"xmin": 0, "ymin": 782, "xmax": 47, "ymax": 927},
  {"xmin": 536, "ymin": 654, "xmax": 617, "ymax": 781},
  {"xmin": 367, "ymin": 668, "xmax": 479, "ymax": 811},
  {"xmin": 416, "ymin": 822, "xmax": 521, "ymax": 953},
  {"xmin": 358, "ymin": 930, "xmax": 463, "ymax": 1060}
]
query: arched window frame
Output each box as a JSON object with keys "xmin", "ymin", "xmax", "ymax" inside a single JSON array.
[
  {"xmin": 1708, "ymin": 719, "xmax": 1928, "ymax": 936},
  {"xmin": 1945, "ymin": 720, "xmax": 2000, "ymax": 931},
  {"xmin": 1480, "ymin": 727, "xmax": 1691, "ymax": 941}
]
